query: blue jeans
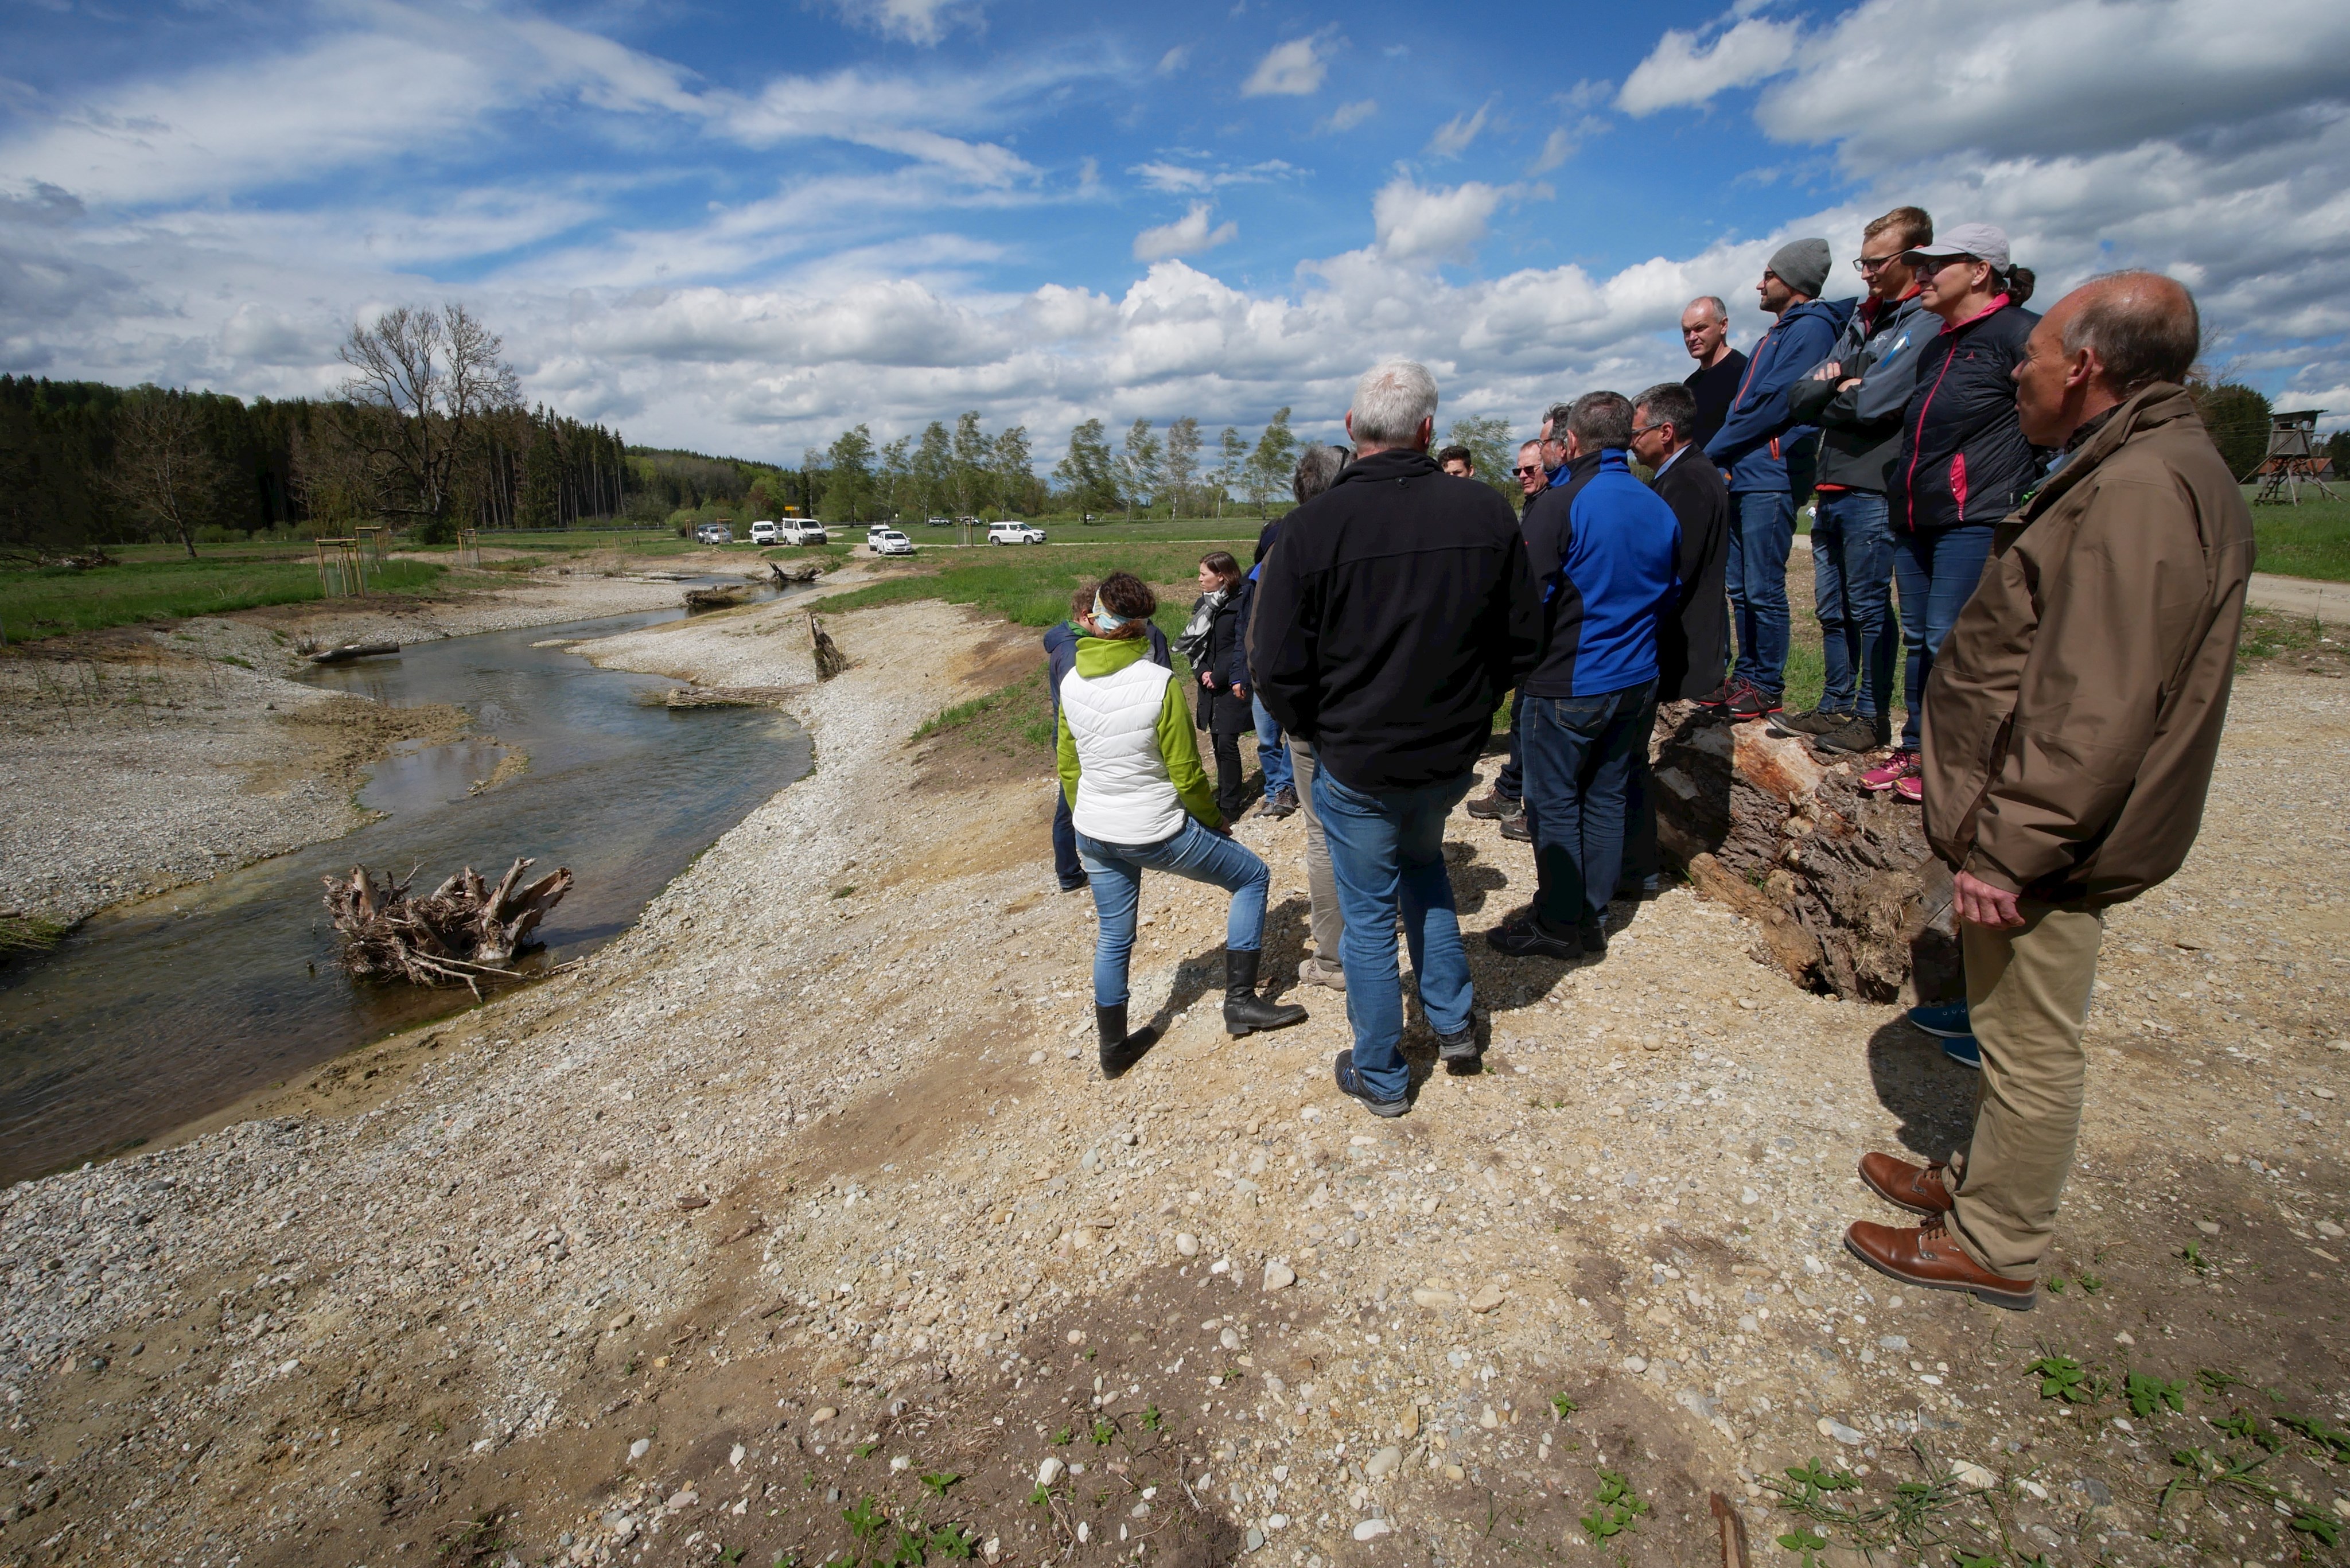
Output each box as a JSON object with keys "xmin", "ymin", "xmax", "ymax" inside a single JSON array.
[
  {"xmin": 1076, "ymin": 819, "xmax": 1269, "ymax": 1007},
  {"xmin": 1251, "ymin": 694, "xmax": 1293, "ymax": 797},
  {"xmin": 1812, "ymin": 491, "xmax": 1897, "ymax": 719},
  {"xmin": 1893, "ymin": 524, "xmax": 1996, "ymax": 751},
  {"xmin": 1521, "ymin": 681, "xmax": 1658, "ymax": 931},
  {"xmin": 1311, "ymin": 765, "xmax": 1475, "ymax": 1103},
  {"xmin": 1728, "ymin": 490, "xmax": 1796, "ymax": 696}
]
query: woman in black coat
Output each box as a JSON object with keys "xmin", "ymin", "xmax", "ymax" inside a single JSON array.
[{"xmin": 1179, "ymin": 551, "xmax": 1255, "ymax": 819}]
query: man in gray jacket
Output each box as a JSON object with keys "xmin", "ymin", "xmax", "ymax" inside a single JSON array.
[{"xmin": 1775, "ymin": 207, "xmax": 1935, "ymax": 755}]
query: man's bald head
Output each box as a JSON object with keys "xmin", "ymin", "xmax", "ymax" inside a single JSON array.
[{"xmin": 2014, "ymin": 270, "xmax": 2201, "ymax": 446}]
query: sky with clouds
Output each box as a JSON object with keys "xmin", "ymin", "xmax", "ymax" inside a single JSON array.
[{"xmin": 5, "ymin": 0, "xmax": 2348, "ymax": 462}]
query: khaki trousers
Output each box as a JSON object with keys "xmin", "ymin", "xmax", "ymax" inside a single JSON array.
[
  {"xmin": 1945, "ymin": 898, "xmax": 2104, "ymax": 1277},
  {"xmin": 1287, "ymin": 738, "xmax": 1347, "ymax": 962}
]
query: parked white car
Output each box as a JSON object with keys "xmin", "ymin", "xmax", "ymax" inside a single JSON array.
[
  {"xmin": 987, "ymin": 520, "xmax": 1048, "ymax": 544},
  {"xmin": 777, "ymin": 521, "xmax": 828, "ymax": 545},
  {"xmin": 749, "ymin": 520, "xmax": 779, "ymax": 544},
  {"xmin": 870, "ymin": 528, "xmax": 915, "ymax": 557}
]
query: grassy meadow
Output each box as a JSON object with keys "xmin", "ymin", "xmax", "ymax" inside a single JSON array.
[
  {"xmin": 0, "ymin": 554, "xmax": 446, "ymax": 641},
  {"xmin": 2244, "ymin": 488, "xmax": 2350, "ymax": 581}
]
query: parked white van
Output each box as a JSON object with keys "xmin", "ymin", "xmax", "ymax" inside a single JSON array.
[
  {"xmin": 987, "ymin": 520, "xmax": 1048, "ymax": 545},
  {"xmin": 777, "ymin": 521, "xmax": 827, "ymax": 545}
]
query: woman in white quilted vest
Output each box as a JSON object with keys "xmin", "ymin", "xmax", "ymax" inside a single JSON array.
[{"xmin": 1055, "ymin": 571, "xmax": 1309, "ymax": 1077}]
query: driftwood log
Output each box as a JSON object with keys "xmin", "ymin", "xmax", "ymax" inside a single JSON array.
[
  {"xmin": 1648, "ymin": 701, "xmax": 1958, "ymax": 1003},
  {"xmin": 769, "ymin": 561, "xmax": 821, "ymax": 585},
  {"xmin": 809, "ymin": 613, "xmax": 847, "ymax": 680},
  {"xmin": 684, "ymin": 585, "xmax": 747, "ymax": 612},
  {"xmin": 308, "ymin": 641, "xmax": 399, "ymax": 665},
  {"xmin": 322, "ymin": 857, "xmax": 573, "ymax": 996}
]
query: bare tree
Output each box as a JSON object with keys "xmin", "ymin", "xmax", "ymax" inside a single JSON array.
[
  {"xmin": 105, "ymin": 390, "xmax": 225, "ymax": 559},
  {"xmin": 332, "ymin": 304, "xmax": 519, "ymax": 540}
]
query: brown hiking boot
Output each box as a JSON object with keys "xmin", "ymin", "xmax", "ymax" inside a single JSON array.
[
  {"xmin": 1499, "ymin": 811, "xmax": 1531, "ymax": 842},
  {"xmin": 1858, "ymin": 1153, "xmax": 1953, "ymax": 1216},
  {"xmin": 1843, "ymin": 1218, "xmax": 2036, "ymax": 1310},
  {"xmin": 1465, "ymin": 788, "xmax": 1521, "ymax": 820}
]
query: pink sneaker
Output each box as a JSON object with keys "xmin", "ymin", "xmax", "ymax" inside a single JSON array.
[
  {"xmin": 1860, "ymin": 750, "xmax": 1918, "ymax": 793},
  {"xmin": 1893, "ymin": 774, "xmax": 1923, "ymax": 804}
]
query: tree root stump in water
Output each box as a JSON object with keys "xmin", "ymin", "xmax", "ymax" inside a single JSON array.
[
  {"xmin": 809, "ymin": 612, "xmax": 847, "ymax": 680},
  {"xmin": 322, "ymin": 857, "xmax": 573, "ymax": 996},
  {"xmin": 1648, "ymin": 701, "xmax": 1959, "ymax": 1003}
]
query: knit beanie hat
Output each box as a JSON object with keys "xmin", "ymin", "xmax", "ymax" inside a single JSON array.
[{"xmin": 1767, "ymin": 238, "xmax": 1832, "ymax": 299}]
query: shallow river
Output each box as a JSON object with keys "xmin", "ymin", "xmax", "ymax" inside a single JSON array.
[{"xmin": 0, "ymin": 597, "xmax": 812, "ymax": 1184}]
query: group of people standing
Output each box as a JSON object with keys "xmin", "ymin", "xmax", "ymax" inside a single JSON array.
[{"xmin": 1044, "ymin": 242, "xmax": 2252, "ymax": 1313}]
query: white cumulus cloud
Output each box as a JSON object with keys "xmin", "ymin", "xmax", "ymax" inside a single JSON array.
[
  {"xmin": 1133, "ymin": 203, "xmax": 1238, "ymax": 262},
  {"xmin": 1616, "ymin": 17, "xmax": 1800, "ymax": 116},
  {"xmin": 1242, "ymin": 35, "xmax": 1330, "ymax": 98},
  {"xmin": 1371, "ymin": 176, "xmax": 1507, "ymax": 263}
]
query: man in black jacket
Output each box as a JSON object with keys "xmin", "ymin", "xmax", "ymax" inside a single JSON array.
[
  {"xmin": 1625, "ymin": 383, "xmax": 1733, "ymax": 889},
  {"xmin": 1252, "ymin": 361, "xmax": 1540, "ymax": 1114}
]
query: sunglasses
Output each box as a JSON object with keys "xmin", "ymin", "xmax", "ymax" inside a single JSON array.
[
  {"xmin": 1512, "ymin": 464, "xmax": 1542, "ymax": 476},
  {"xmin": 1901, "ymin": 251, "xmax": 1977, "ymax": 272}
]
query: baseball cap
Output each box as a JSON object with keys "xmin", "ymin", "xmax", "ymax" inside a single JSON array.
[{"xmin": 1905, "ymin": 221, "xmax": 2010, "ymax": 272}]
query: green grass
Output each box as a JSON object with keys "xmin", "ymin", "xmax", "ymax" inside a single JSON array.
[
  {"xmin": 821, "ymin": 542, "xmax": 1212, "ymax": 641},
  {"xmin": 2244, "ymin": 487, "xmax": 2350, "ymax": 581},
  {"xmin": 0, "ymin": 557, "xmax": 446, "ymax": 641}
]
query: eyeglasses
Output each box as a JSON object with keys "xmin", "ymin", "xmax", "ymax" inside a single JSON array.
[
  {"xmin": 1512, "ymin": 464, "xmax": 1542, "ymax": 476},
  {"xmin": 1853, "ymin": 254, "xmax": 1901, "ymax": 274},
  {"xmin": 1628, "ymin": 423, "xmax": 1668, "ymax": 440}
]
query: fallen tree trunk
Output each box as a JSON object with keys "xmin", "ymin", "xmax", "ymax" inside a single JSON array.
[
  {"xmin": 322, "ymin": 857, "xmax": 573, "ymax": 995},
  {"xmin": 308, "ymin": 641, "xmax": 399, "ymax": 665},
  {"xmin": 684, "ymin": 586, "xmax": 746, "ymax": 612},
  {"xmin": 1648, "ymin": 701, "xmax": 1959, "ymax": 1003},
  {"xmin": 769, "ymin": 561, "xmax": 820, "ymax": 585}
]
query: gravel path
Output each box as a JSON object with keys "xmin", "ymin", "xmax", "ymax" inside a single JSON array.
[{"xmin": 0, "ymin": 601, "xmax": 2342, "ymax": 1568}]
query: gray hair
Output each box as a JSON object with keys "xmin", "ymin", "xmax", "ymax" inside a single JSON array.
[
  {"xmin": 1541, "ymin": 402, "xmax": 1576, "ymax": 445},
  {"xmin": 1567, "ymin": 391, "xmax": 1635, "ymax": 452},
  {"xmin": 1291, "ymin": 443, "xmax": 1348, "ymax": 504},
  {"xmin": 1633, "ymin": 382, "xmax": 1698, "ymax": 442},
  {"xmin": 2062, "ymin": 270, "xmax": 2200, "ymax": 395},
  {"xmin": 1349, "ymin": 360, "xmax": 1439, "ymax": 446},
  {"xmin": 1684, "ymin": 295, "xmax": 1728, "ymax": 324}
]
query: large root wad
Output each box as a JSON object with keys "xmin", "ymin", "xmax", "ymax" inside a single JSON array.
[{"xmin": 322, "ymin": 857, "xmax": 573, "ymax": 995}]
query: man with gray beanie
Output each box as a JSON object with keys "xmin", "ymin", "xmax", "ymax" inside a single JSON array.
[{"xmin": 1701, "ymin": 238, "xmax": 1853, "ymax": 720}]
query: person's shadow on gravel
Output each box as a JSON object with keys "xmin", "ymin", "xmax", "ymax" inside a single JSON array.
[{"xmin": 1865, "ymin": 1018, "xmax": 1979, "ymax": 1156}]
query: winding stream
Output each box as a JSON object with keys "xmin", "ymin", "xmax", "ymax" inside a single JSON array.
[{"xmin": 0, "ymin": 595, "xmax": 814, "ymax": 1184}]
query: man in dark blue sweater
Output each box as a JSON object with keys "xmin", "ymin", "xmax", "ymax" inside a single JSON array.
[{"xmin": 1489, "ymin": 391, "xmax": 1682, "ymax": 959}]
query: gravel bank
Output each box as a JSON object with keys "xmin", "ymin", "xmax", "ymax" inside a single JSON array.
[{"xmin": 1, "ymin": 598, "xmax": 2343, "ymax": 1568}]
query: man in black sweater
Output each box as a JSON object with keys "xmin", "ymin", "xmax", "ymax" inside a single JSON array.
[{"xmin": 1252, "ymin": 361, "xmax": 1539, "ymax": 1113}]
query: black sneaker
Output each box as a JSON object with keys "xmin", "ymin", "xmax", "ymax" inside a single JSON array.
[
  {"xmin": 1333, "ymin": 1050, "xmax": 1409, "ymax": 1117},
  {"xmin": 1767, "ymin": 707, "xmax": 1847, "ymax": 739},
  {"xmin": 1724, "ymin": 681, "xmax": 1784, "ymax": 721},
  {"xmin": 1499, "ymin": 812, "xmax": 1532, "ymax": 843},
  {"xmin": 1580, "ymin": 920, "xmax": 1609, "ymax": 956},
  {"xmin": 1695, "ymin": 677, "xmax": 1740, "ymax": 709},
  {"xmin": 1485, "ymin": 916, "xmax": 1577, "ymax": 959},
  {"xmin": 1465, "ymin": 788, "xmax": 1521, "ymax": 820},
  {"xmin": 1812, "ymin": 714, "xmax": 1887, "ymax": 756}
]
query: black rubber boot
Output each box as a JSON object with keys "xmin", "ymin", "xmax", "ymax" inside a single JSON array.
[
  {"xmin": 1096, "ymin": 1003, "xmax": 1157, "ymax": 1079},
  {"xmin": 1223, "ymin": 949, "xmax": 1309, "ymax": 1037}
]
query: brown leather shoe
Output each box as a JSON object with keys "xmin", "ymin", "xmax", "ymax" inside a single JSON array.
[
  {"xmin": 1858, "ymin": 1153, "xmax": 1953, "ymax": 1216},
  {"xmin": 1843, "ymin": 1219, "xmax": 2036, "ymax": 1310}
]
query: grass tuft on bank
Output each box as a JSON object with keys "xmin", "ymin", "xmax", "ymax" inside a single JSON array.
[{"xmin": 0, "ymin": 557, "xmax": 447, "ymax": 641}]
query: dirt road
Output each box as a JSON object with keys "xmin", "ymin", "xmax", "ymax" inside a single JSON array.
[{"xmin": 1, "ymin": 594, "xmax": 2343, "ymax": 1568}]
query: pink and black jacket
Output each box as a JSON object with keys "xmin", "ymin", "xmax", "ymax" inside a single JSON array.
[{"xmin": 1889, "ymin": 298, "xmax": 2041, "ymax": 534}]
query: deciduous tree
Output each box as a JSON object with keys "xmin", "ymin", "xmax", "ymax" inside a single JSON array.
[
  {"xmin": 1055, "ymin": 418, "xmax": 1120, "ymax": 517},
  {"xmin": 1163, "ymin": 417, "xmax": 1201, "ymax": 518},
  {"xmin": 1245, "ymin": 407, "xmax": 1297, "ymax": 518},
  {"xmin": 330, "ymin": 302, "xmax": 520, "ymax": 543},
  {"xmin": 1119, "ymin": 418, "xmax": 1162, "ymax": 520},
  {"xmin": 104, "ymin": 388, "xmax": 227, "ymax": 559}
]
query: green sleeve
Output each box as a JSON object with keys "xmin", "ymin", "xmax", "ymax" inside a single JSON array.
[
  {"xmin": 1158, "ymin": 676, "xmax": 1223, "ymax": 828},
  {"xmin": 1057, "ymin": 703, "xmax": 1081, "ymax": 809}
]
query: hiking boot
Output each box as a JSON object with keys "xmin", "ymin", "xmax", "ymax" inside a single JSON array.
[
  {"xmin": 1333, "ymin": 1050, "xmax": 1409, "ymax": 1117},
  {"xmin": 1498, "ymin": 812, "xmax": 1532, "ymax": 842},
  {"xmin": 1695, "ymin": 677, "xmax": 1740, "ymax": 709},
  {"xmin": 1465, "ymin": 788, "xmax": 1522, "ymax": 820},
  {"xmin": 1262, "ymin": 787, "xmax": 1299, "ymax": 820},
  {"xmin": 1723, "ymin": 681, "xmax": 1784, "ymax": 721},
  {"xmin": 1811, "ymin": 714, "xmax": 1886, "ymax": 755},
  {"xmin": 1096, "ymin": 1002, "xmax": 1158, "ymax": 1080},
  {"xmin": 1767, "ymin": 707, "xmax": 1847, "ymax": 739},
  {"xmin": 1436, "ymin": 1024, "xmax": 1483, "ymax": 1074},
  {"xmin": 1224, "ymin": 949, "xmax": 1308, "ymax": 1037},
  {"xmin": 1905, "ymin": 999, "xmax": 1971, "ymax": 1038},
  {"xmin": 1298, "ymin": 955, "xmax": 1347, "ymax": 990},
  {"xmin": 1858, "ymin": 1153, "xmax": 1954, "ymax": 1216},
  {"xmin": 1485, "ymin": 916, "xmax": 1578, "ymax": 960},
  {"xmin": 1843, "ymin": 1217, "xmax": 2036, "ymax": 1310},
  {"xmin": 1859, "ymin": 750, "xmax": 1919, "ymax": 793}
]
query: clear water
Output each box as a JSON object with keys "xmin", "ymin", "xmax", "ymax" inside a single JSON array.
[{"xmin": 0, "ymin": 596, "xmax": 812, "ymax": 1183}]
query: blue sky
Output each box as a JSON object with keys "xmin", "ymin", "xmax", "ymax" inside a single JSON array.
[{"xmin": 5, "ymin": 0, "xmax": 2348, "ymax": 460}]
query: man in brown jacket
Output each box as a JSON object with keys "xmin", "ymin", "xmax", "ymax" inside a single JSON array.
[{"xmin": 1844, "ymin": 271, "xmax": 2254, "ymax": 1309}]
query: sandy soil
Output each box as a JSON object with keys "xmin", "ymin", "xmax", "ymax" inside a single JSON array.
[
  {"xmin": 0, "ymin": 567, "xmax": 755, "ymax": 928},
  {"xmin": 1, "ymin": 596, "xmax": 2344, "ymax": 1568}
]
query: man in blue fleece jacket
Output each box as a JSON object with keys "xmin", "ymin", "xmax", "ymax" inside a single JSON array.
[{"xmin": 1702, "ymin": 238, "xmax": 1851, "ymax": 719}]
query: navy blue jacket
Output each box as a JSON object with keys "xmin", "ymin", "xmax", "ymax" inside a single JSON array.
[
  {"xmin": 1703, "ymin": 297, "xmax": 1852, "ymax": 495},
  {"xmin": 1891, "ymin": 298, "xmax": 2042, "ymax": 534},
  {"xmin": 1520, "ymin": 448, "xmax": 1683, "ymax": 699}
]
